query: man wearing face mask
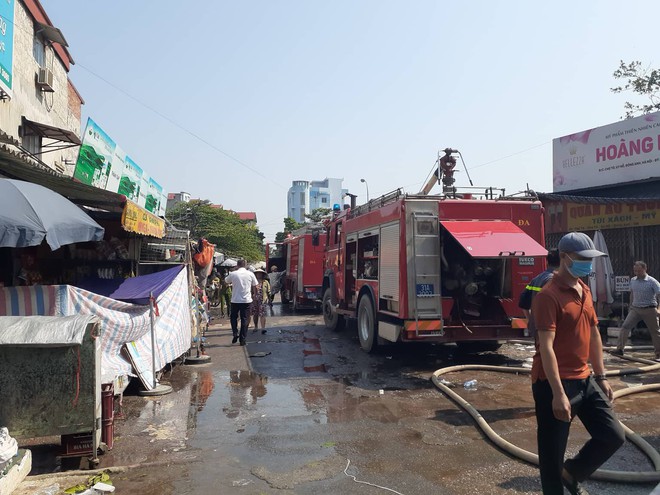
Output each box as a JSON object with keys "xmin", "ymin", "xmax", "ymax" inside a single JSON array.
[{"xmin": 531, "ymin": 232, "xmax": 625, "ymax": 495}]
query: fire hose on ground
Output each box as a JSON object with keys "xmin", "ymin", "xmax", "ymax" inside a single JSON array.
[{"xmin": 431, "ymin": 348, "xmax": 660, "ymax": 483}]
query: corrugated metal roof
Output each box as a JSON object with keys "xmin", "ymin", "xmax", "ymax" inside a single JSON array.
[{"xmin": 540, "ymin": 179, "xmax": 660, "ymax": 202}]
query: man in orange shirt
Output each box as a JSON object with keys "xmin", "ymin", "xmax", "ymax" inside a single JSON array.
[{"xmin": 531, "ymin": 232, "xmax": 624, "ymax": 495}]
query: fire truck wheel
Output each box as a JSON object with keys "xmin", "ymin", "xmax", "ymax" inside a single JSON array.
[
  {"xmin": 357, "ymin": 295, "xmax": 378, "ymax": 353},
  {"xmin": 322, "ymin": 288, "xmax": 344, "ymax": 331}
]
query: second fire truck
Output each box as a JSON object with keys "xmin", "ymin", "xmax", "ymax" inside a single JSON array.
[
  {"xmin": 266, "ymin": 225, "xmax": 326, "ymax": 309},
  {"xmin": 321, "ymin": 149, "xmax": 547, "ymax": 352}
]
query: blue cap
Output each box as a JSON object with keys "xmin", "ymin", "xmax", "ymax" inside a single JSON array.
[{"xmin": 558, "ymin": 232, "xmax": 606, "ymax": 258}]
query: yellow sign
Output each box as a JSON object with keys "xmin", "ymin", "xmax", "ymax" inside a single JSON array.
[
  {"xmin": 121, "ymin": 200, "xmax": 166, "ymax": 238},
  {"xmin": 567, "ymin": 201, "xmax": 660, "ymax": 231}
]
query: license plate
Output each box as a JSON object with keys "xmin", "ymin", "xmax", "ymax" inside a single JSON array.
[
  {"xmin": 518, "ymin": 257, "xmax": 535, "ymax": 266},
  {"xmin": 416, "ymin": 283, "xmax": 434, "ymax": 296}
]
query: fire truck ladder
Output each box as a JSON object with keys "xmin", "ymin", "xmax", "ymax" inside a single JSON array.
[{"xmin": 411, "ymin": 211, "xmax": 443, "ymax": 337}]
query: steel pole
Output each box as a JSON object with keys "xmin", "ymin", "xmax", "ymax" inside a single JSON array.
[{"xmin": 149, "ymin": 291, "xmax": 157, "ymax": 389}]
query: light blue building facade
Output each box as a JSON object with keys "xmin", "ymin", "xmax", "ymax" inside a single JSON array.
[{"xmin": 287, "ymin": 178, "xmax": 348, "ymax": 223}]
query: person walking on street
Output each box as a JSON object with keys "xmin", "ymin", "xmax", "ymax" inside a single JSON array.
[
  {"xmin": 250, "ymin": 269, "xmax": 271, "ymax": 334},
  {"xmin": 531, "ymin": 232, "xmax": 624, "ymax": 495},
  {"xmin": 612, "ymin": 261, "xmax": 660, "ymax": 361},
  {"xmin": 218, "ymin": 268, "xmax": 232, "ymax": 318},
  {"xmin": 268, "ymin": 265, "xmax": 283, "ymax": 307},
  {"xmin": 518, "ymin": 248, "xmax": 560, "ymax": 340},
  {"xmin": 225, "ymin": 259, "xmax": 258, "ymax": 346}
]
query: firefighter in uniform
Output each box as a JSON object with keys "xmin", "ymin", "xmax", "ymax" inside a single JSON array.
[{"xmin": 519, "ymin": 249, "xmax": 560, "ymax": 339}]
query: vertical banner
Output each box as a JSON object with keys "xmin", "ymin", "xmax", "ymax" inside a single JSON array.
[{"xmin": 0, "ymin": 0, "xmax": 14, "ymax": 97}]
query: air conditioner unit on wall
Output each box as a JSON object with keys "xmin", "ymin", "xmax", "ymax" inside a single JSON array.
[{"xmin": 36, "ymin": 67, "xmax": 54, "ymax": 92}]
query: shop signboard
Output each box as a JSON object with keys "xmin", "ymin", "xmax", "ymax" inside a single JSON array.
[
  {"xmin": 74, "ymin": 118, "xmax": 166, "ymax": 215},
  {"xmin": 553, "ymin": 111, "xmax": 660, "ymax": 192},
  {"xmin": 121, "ymin": 200, "xmax": 165, "ymax": 238},
  {"xmin": 615, "ymin": 276, "xmax": 630, "ymax": 292},
  {"xmin": 545, "ymin": 199, "xmax": 660, "ymax": 234},
  {"xmin": 0, "ymin": 0, "xmax": 14, "ymax": 97}
]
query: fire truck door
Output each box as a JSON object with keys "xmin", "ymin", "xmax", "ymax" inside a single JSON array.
[
  {"xmin": 297, "ymin": 238, "xmax": 304, "ymax": 293},
  {"xmin": 405, "ymin": 204, "xmax": 443, "ymax": 320}
]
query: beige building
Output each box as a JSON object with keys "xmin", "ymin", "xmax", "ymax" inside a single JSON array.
[{"xmin": 0, "ymin": 0, "xmax": 83, "ymax": 177}]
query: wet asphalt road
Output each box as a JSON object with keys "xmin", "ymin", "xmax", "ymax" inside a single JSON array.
[{"xmin": 18, "ymin": 303, "xmax": 660, "ymax": 494}]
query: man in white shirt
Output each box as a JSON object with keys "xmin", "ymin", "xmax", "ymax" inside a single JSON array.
[
  {"xmin": 225, "ymin": 259, "xmax": 258, "ymax": 346},
  {"xmin": 613, "ymin": 260, "xmax": 660, "ymax": 361}
]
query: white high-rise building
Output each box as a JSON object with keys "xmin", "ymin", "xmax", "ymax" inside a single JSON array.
[{"xmin": 287, "ymin": 178, "xmax": 348, "ymax": 223}]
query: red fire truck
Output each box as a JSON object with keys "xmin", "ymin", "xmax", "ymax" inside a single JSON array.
[
  {"xmin": 265, "ymin": 225, "xmax": 326, "ymax": 310},
  {"xmin": 321, "ymin": 149, "xmax": 547, "ymax": 352}
]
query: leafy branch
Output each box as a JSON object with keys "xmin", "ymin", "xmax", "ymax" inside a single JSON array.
[{"xmin": 611, "ymin": 60, "xmax": 660, "ymax": 119}]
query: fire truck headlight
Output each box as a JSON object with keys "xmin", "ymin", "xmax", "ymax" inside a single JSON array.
[
  {"xmin": 474, "ymin": 265, "xmax": 484, "ymax": 276},
  {"xmin": 465, "ymin": 283, "xmax": 479, "ymax": 296}
]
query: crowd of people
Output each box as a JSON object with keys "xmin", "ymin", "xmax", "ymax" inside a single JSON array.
[{"xmin": 206, "ymin": 261, "xmax": 285, "ymax": 346}]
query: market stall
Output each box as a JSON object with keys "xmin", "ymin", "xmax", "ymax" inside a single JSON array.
[{"xmin": 0, "ymin": 265, "xmax": 191, "ymax": 390}]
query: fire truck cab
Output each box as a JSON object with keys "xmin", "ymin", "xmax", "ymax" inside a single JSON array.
[{"xmin": 322, "ymin": 151, "xmax": 547, "ymax": 352}]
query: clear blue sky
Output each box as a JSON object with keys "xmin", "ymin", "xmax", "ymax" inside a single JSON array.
[{"xmin": 42, "ymin": 0, "xmax": 658, "ymax": 242}]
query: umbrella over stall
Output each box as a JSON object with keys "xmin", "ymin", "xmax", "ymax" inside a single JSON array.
[{"xmin": 0, "ymin": 179, "xmax": 104, "ymax": 250}]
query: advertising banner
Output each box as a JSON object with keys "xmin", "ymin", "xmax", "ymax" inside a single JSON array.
[
  {"xmin": 74, "ymin": 118, "xmax": 166, "ymax": 215},
  {"xmin": 553, "ymin": 111, "xmax": 660, "ymax": 192},
  {"xmin": 0, "ymin": 0, "xmax": 14, "ymax": 97},
  {"xmin": 73, "ymin": 118, "xmax": 117, "ymax": 189},
  {"xmin": 146, "ymin": 177, "xmax": 164, "ymax": 215},
  {"xmin": 545, "ymin": 199, "xmax": 660, "ymax": 233},
  {"xmin": 119, "ymin": 156, "xmax": 142, "ymax": 204}
]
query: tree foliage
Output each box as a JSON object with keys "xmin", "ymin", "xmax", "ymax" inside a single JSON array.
[
  {"xmin": 273, "ymin": 208, "xmax": 330, "ymax": 242},
  {"xmin": 305, "ymin": 207, "xmax": 332, "ymax": 223},
  {"xmin": 611, "ymin": 60, "xmax": 660, "ymax": 118},
  {"xmin": 167, "ymin": 200, "xmax": 265, "ymax": 261},
  {"xmin": 274, "ymin": 217, "xmax": 304, "ymax": 242}
]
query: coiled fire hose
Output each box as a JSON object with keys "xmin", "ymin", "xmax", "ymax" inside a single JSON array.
[{"xmin": 431, "ymin": 349, "xmax": 660, "ymax": 483}]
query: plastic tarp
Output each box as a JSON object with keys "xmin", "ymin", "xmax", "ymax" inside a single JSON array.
[
  {"xmin": 0, "ymin": 266, "xmax": 191, "ymax": 386},
  {"xmin": 0, "ymin": 315, "xmax": 98, "ymax": 346},
  {"xmin": 76, "ymin": 266, "xmax": 183, "ymax": 305}
]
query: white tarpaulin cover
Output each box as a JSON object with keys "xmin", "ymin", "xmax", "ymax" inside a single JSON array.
[
  {"xmin": 589, "ymin": 230, "xmax": 615, "ymax": 304},
  {"xmin": 0, "ymin": 315, "xmax": 98, "ymax": 347}
]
